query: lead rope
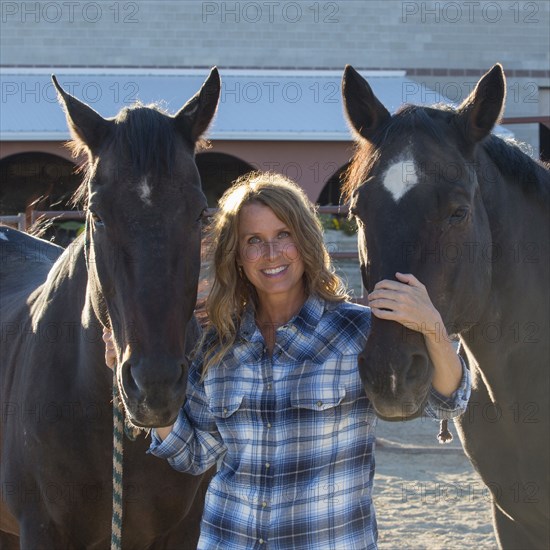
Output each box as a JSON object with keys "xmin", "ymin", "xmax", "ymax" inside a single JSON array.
[
  {"xmin": 111, "ymin": 379, "xmax": 124, "ymax": 549},
  {"xmin": 83, "ymin": 219, "xmax": 124, "ymax": 548}
]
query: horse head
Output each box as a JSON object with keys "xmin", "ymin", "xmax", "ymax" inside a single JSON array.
[
  {"xmin": 341, "ymin": 64, "xmax": 506, "ymax": 419},
  {"xmin": 52, "ymin": 69, "xmax": 220, "ymax": 427}
]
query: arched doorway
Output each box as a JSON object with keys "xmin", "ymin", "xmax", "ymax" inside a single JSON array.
[
  {"xmin": 0, "ymin": 152, "xmax": 82, "ymax": 245},
  {"xmin": 0, "ymin": 152, "xmax": 80, "ymax": 214},
  {"xmin": 316, "ymin": 162, "xmax": 349, "ymax": 206},
  {"xmin": 196, "ymin": 152, "xmax": 255, "ymax": 207}
]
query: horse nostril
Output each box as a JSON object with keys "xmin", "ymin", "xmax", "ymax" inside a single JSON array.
[
  {"xmin": 358, "ymin": 353, "xmax": 375, "ymax": 386},
  {"xmin": 406, "ymin": 354, "xmax": 428, "ymax": 383},
  {"xmin": 177, "ymin": 363, "xmax": 187, "ymax": 385},
  {"xmin": 121, "ymin": 360, "xmax": 138, "ymax": 394}
]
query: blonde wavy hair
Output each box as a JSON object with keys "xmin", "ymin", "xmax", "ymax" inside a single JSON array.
[{"xmin": 201, "ymin": 172, "xmax": 348, "ymax": 374}]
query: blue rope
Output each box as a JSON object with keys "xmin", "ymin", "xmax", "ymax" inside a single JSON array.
[{"xmin": 111, "ymin": 380, "xmax": 124, "ymax": 550}]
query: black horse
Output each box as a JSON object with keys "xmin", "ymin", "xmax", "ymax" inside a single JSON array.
[
  {"xmin": 0, "ymin": 69, "xmax": 220, "ymax": 548},
  {"xmin": 342, "ymin": 64, "xmax": 549, "ymax": 549}
]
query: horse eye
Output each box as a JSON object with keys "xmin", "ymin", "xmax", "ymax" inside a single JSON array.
[
  {"xmin": 90, "ymin": 211, "xmax": 104, "ymax": 226},
  {"xmin": 449, "ymin": 206, "xmax": 469, "ymax": 225}
]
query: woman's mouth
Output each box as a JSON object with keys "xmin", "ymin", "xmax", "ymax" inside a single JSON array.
[{"xmin": 261, "ymin": 265, "xmax": 288, "ymax": 277}]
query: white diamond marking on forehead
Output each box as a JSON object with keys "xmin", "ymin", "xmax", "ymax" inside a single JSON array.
[
  {"xmin": 138, "ymin": 177, "xmax": 152, "ymax": 206},
  {"xmin": 381, "ymin": 157, "xmax": 418, "ymax": 202}
]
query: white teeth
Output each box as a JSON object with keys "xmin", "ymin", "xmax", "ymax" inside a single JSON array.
[{"xmin": 263, "ymin": 266, "xmax": 287, "ymax": 275}]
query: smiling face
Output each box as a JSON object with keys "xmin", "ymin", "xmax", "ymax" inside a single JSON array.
[{"xmin": 237, "ymin": 201, "xmax": 305, "ymax": 310}]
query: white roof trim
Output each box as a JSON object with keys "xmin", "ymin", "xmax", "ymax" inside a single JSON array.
[
  {"xmin": 0, "ymin": 69, "xmax": 513, "ymax": 141},
  {"xmin": 0, "ymin": 131, "xmax": 354, "ymax": 142},
  {"xmin": 0, "ymin": 67, "xmax": 406, "ymax": 78}
]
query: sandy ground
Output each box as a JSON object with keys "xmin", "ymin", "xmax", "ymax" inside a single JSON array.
[{"xmin": 374, "ymin": 418, "xmax": 498, "ymax": 549}]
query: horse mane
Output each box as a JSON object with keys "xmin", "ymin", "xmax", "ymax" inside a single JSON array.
[
  {"xmin": 68, "ymin": 102, "xmax": 209, "ymax": 207},
  {"xmin": 342, "ymin": 103, "xmax": 549, "ymax": 204},
  {"xmin": 482, "ymin": 135, "xmax": 550, "ymax": 199}
]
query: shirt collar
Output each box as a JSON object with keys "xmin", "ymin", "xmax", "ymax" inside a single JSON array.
[{"xmin": 237, "ymin": 294, "xmax": 326, "ymax": 343}]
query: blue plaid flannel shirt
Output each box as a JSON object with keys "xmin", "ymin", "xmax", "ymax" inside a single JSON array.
[{"xmin": 149, "ymin": 295, "xmax": 471, "ymax": 550}]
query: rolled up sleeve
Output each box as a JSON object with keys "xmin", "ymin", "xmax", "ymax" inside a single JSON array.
[
  {"xmin": 424, "ymin": 355, "xmax": 471, "ymax": 419},
  {"xmin": 148, "ymin": 360, "xmax": 226, "ymax": 475}
]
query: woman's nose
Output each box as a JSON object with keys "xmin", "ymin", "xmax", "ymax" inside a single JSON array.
[{"xmin": 262, "ymin": 241, "xmax": 280, "ymax": 260}]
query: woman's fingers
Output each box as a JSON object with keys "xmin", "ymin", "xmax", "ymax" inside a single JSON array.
[
  {"xmin": 395, "ymin": 272, "xmax": 424, "ymax": 287},
  {"xmin": 369, "ymin": 298, "xmax": 400, "ymax": 311},
  {"xmin": 368, "ymin": 273, "xmax": 442, "ymax": 335},
  {"xmin": 102, "ymin": 327, "xmax": 116, "ymax": 370},
  {"xmin": 371, "ymin": 273, "xmax": 424, "ymax": 293},
  {"xmin": 371, "ymin": 279, "xmax": 405, "ymax": 292}
]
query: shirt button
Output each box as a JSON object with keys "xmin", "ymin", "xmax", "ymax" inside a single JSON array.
[
  {"xmin": 262, "ymin": 501, "xmax": 268, "ymax": 508},
  {"xmin": 267, "ymin": 422, "xmax": 272, "ymax": 428},
  {"xmin": 265, "ymin": 462, "xmax": 270, "ymax": 469},
  {"xmin": 223, "ymin": 408, "xmax": 228, "ymax": 415},
  {"xmin": 316, "ymin": 400, "xmax": 323, "ymax": 408},
  {"xmin": 259, "ymin": 538, "xmax": 265, "ymax": 544},
  {"xmin": 267, "ymin": 383, "xmax": 272, "ymax": 390}
]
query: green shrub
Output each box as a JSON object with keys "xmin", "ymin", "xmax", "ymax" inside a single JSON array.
[{"xmin": 317, "ymin": 213, "xmax": 357, "ymax": 236}]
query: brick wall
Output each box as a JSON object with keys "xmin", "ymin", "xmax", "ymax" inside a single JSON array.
[{"xmin": 1, "ymin": 1, "xmax": 548, "ymax": 74}]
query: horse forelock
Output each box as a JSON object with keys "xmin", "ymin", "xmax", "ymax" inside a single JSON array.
[
  {"xmin": 67, "ymin": 102, "xmax": 210, "ymax": 209},
  {"xmin": 343, "ymin": 104, "xmax": 459, "ymax": 204},
  {"xmin": 346, "ymin": 102, "xmax": 549, "ymax": 204},
  {"xmin": 113, "ymin": 105, "xmax": 179, "ymax": 180}
]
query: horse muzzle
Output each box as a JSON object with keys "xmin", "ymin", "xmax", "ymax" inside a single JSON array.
[
  {"xmin": 118, "ymin": 355, "xmax": 188, "ymax": 427},
  {"xmin": 358, "ymin": 326, "xmax": 432, "ymax": 419}
]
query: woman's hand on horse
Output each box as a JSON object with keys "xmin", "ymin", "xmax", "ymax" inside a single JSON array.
[
  {"xmin": 102, "ymin": 328, "xmax": 116, "ymax": 370},
  {"xmin": 368, "ymin": 272, "xmax": 444, "ymax": 342}
]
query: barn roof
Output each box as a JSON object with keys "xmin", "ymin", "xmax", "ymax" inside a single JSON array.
[{"xmin": 0, "ymin": 68, "xmax": 513, "ymax": 141}]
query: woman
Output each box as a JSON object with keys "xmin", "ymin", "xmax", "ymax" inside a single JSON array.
[{"xmin": 104, "ymin": 172, "xmax": 470, "ymax": 550}]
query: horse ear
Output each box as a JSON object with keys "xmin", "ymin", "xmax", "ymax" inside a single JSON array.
[
  {"xmin": 342, "ymin": 65, "xmax": 391, "ymax": 141},
  {"xmin": 174, "ymin": 67, "xmax": 221, "ymax": 143},
  {"xmin": 457, "ymin": 64, "xmax": 506, "ymax": 144},
  {"xmin": 51, "ymin": 75, "xmax": 112, "ymax": 154}
]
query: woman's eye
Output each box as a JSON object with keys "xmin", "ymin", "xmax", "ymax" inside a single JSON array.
[
  {"xmin": 278, "ymin": 231, "xmax": 290, "ymax": 239},
  {"xmin": 248, "ymin": 236, "xmax": 261, "ymax": 244}
]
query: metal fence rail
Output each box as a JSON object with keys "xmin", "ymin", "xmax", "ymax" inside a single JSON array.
[{"xmin": 0, "ymin": 213, "xmax": 27, "ymax": 231}]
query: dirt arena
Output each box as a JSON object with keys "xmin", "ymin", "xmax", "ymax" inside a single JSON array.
[{"xmin": 374, "ymin": 418, "xmax": 497, "ymax": 549}]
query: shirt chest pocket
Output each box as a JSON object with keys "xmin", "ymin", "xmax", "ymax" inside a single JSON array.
[
  {"xmin": 209, "ymin": 393, "xmax": 245, "ymax": 419},
  {"xmin": 290, "ymin": 383, "xmax": 346, "ymax": 412}
]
